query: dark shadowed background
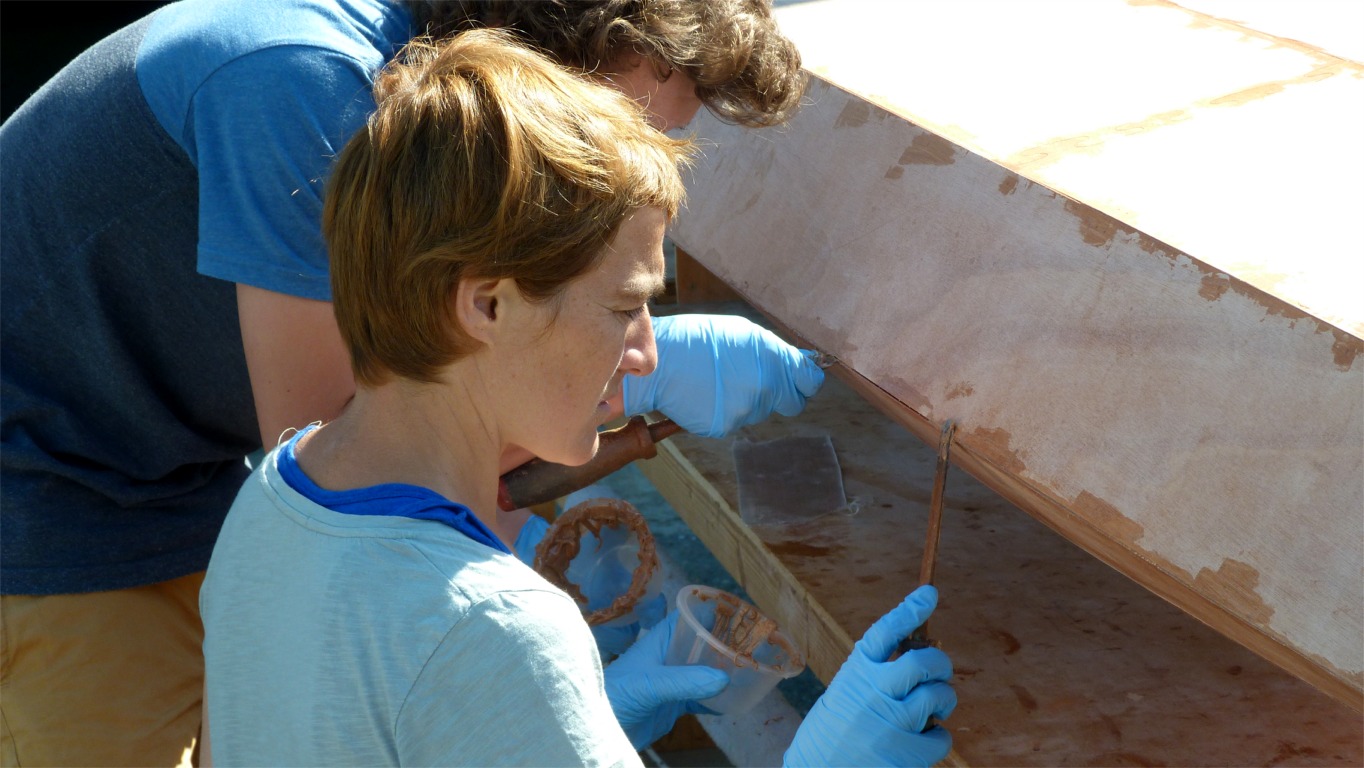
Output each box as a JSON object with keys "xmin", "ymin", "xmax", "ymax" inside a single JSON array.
[{"xmin": 2, "ymin": 1, "xmax": 169, "ymax": 122}]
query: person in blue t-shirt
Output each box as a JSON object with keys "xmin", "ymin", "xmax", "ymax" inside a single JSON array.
[
  {"xmin": 199, "ymin": 31, "xmax": 956, "ymax": 765},
  {"xmin": 1, "ymin": 0, "xmax": 827, "ymax": 763}
]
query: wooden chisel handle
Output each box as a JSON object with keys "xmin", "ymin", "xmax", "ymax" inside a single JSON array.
[{"xmin": 497, "ymin": 416, "xmax": 681, "ymax": 511}]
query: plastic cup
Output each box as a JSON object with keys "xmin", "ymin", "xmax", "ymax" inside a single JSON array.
[
  {"xmin": 665, "ymin": 585, "xmax": 805, "ymax": 715},
  {"xmin": 563, "ymin": 526, "xmax": 667, "ymax": 657},
  {"xmin": 564, "ymin": 529, "xmax": 665, "ymax": 630}
]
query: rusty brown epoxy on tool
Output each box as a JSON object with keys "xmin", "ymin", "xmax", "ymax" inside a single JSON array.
[
  {"xmin": 693, "ymin": 588, "xmax": 800, "ymax": 671},
  {"xmin": 533, "ymin": 498, "xmax": 658, "ymax": 626},
  {"xmin": 711, "ymin": 591, "xmax": 776, "ymax": 659}
]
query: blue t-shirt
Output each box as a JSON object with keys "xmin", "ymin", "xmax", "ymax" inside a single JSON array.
[{"xmin": 0, "ymin": 0, "xmax": 411, "ymax": 594}]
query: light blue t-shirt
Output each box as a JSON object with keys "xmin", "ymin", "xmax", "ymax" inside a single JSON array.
[{"xmin": 201, "ymin": 442, "xmax": 641, "ymax": 766}]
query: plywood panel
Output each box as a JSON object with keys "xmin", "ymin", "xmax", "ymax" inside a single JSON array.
[
  {"xmin": 637, "ymin": 306, "xmax": 1362, "ymax": 764},
  {"xmin": 668, "ymin": 0, "xmax": 1363, "ymax": 708}
]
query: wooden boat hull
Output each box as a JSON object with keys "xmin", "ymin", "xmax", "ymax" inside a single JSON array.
[{"xmin": 668, "ymin": 0, "xmax": 1363, "ymax": 709}]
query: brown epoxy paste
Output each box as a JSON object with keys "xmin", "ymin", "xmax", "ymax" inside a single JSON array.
[
  {"xmin": 694, "ymin": 588, "xmax": 801, "ymax": 671},
  {"xmin": 533, "ymin": 498, "xmax": 658, "ymax": 626}
]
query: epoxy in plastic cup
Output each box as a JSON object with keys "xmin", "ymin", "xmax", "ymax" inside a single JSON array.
[
  {"xmin": 665, "ymin": 585, "xmax": 805, "ymax": 715},
  {"xmin": 565, "ymin": 529, "xmax": 667, "ymax": 657},
  {"xmin": 535, "ymin": 498, "xmax": 666, "ymax": 660}
]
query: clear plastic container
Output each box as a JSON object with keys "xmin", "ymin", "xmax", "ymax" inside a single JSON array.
[
  {"xmin": 665, "ymin": 585, "xmax": 805, "ymax": 715},
  {"xmin": 563, "ymin": 524, "xmax": 667, "ymax": 656}
]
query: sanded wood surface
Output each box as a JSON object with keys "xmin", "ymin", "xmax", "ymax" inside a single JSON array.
[
  {"xmin": 668, "ymin": 0, "xmax": 1363, "ymax": 708},
  {"xmin": 638, "ymin": 305, "xmax": 1362, "ymax": 764}
]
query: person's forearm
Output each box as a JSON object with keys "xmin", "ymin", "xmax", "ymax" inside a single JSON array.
[{"xmin": 237, "ymin": 284, "xmax": 356, "ymax": 448}]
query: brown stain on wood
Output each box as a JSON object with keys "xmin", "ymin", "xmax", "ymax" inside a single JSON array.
[
  {"xmin": 1062, "ymin": 200, "xmax": 1181, "ymax": 257},
  {"xmin": 968, "ymin": 426, "xmax": 1028, "ymax": 476},
  {"xmin": 1073, "ymin": 492, "xmax": 1146, "ymax": 546},
  {"xmin": 1061, "ymin": 202, "xmax": 1360, "ymax": 366},
  {"xmin": 1067, "ymin": 493, "xmax": 1283, "ymax": 638},
  {"xmin": 884, "ymin": 166, "xmax": 905, "ymax": 180},
  {"xmin": 944, "ymin": 382, "xmax": 974, "ymax": 401},
  {"xmin": 1192, "ymin": 558, "xmax": 1275, "ymax": 625},
  {"xmin": 1332, "ymin": 331, "xmax": 1360, "ymax": 370},
  {"xmin": 881, "ymin": 374, "xmax": 931, "ymax": 415},
  {"xmin": 1009, "ymin": 684, "xmax": 1039, "ymax": 712},
  {"xmin": 1199, "ymin": 272, "xmax": 1232, "ymax": 301},
  {"xmin": 1064, "ymin": 199, "xmax": 1135, "ymax": 248},
  {"xmin": 834, "ymin": 99, "xmax": 872, "ymax": 129},
  {"xmin": 898, "ymin": 132, "xmax": 957, "ymax": 166},
  {"xmin": 1259, "ymin": 296, "xmax": 1315, "ymax": 324},
  {"xmin": 991, "ymin": 629, "xmax": 1022, "ymax": 655},
  {"xmin": 1133, "ymin": 233, "xmax": 1176, "ymax": 257},
  {"xmin": 998, "ymin": 175, "xmax": 1019, "ymax": 195},
  {"xmin": 767, "ymin": 540, "xmax": 838, "ymax": 559},
  {"xmin": 1266, "ymin": 741, "xmax": 1323, "ymax": 766}
]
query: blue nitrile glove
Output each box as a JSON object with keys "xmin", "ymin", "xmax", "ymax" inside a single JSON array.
[
  {"xmin": 591, "ymin": 608, "xmax": 650, "ymax": 661},
  {"xmin": 604, "ymin": 610, "xmax": 730, "ymax": 749},
  {"xmin": 784, "ymin": 586, "xmax": 957, "ymax": 768},
  {"xmin": 513, "ymin": 514, "xmax": 550, "ymax": 566},
  {"xmin": 623, "ymin": 314, "xmax": 825, "ymax": 438}
]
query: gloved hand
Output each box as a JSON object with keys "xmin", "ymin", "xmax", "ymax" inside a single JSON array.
[
  {"xmin": 623, "ymin": 314, "xmax": 825, "ymax": 438},
  {"xmin": 591, "ymin": 593, "xmax": 667, "ymax": 660},
  {"xmin": 604, "ymin": 610, "xmax": 730, "ymax": 749},
  {"xmin": 784, "ymin": 586, "xmax": 956, "ymax": 768}
]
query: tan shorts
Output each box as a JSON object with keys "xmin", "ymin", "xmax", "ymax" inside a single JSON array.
[{"xmin": 1, "ymin": 572, "xmax": 205, "ymax": 767}]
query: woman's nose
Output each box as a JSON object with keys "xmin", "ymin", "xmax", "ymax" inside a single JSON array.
[{"xmin": 619, "ymin": 311, "xmax": 658, "ymax": 378}]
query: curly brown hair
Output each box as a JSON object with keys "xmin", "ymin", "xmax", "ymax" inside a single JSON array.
[{"xmin": 406, "ymin": 0, "xmax": 805, "ymax": 128}]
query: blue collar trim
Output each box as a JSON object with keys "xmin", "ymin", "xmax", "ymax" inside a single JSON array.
[{"xmin": 275, "ymin": 427, "xmax": 511, "ymax": 556}]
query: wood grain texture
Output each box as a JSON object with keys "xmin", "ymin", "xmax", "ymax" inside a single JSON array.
[{"xmin": 667, "ymin": 0, "xmax": 1363, "ymax": 709}]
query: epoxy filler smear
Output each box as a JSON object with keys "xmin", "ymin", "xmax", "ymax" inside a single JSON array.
[{"xmin": 533, "ymin": 497, "xmax": 659, "ymax": 625}]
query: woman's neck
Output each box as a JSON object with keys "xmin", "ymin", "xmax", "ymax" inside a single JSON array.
[{"xmin": 293, "ymin": 375, "xmax": 500, "ymax": 519}]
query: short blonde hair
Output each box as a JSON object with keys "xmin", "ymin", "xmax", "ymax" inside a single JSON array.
[{"xmin": 324, "ymin": 29, "xmax": 693, "ymax": 386}]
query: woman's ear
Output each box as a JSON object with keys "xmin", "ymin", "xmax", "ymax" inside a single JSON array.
[
  {"xmin": 604, "ymin": 49, "xmax": 646, "ymax": 77},
  {"xmin": 453, "ymin": 276, "xmax": 508, "ymax": 346}
]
